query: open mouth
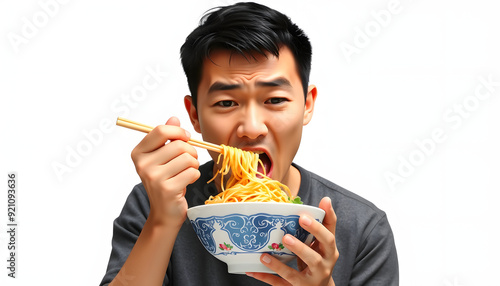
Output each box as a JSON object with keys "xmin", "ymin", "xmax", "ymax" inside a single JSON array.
[{"xmin": 256, "ymin": 152, "xmax": 272, "ymax": 177}]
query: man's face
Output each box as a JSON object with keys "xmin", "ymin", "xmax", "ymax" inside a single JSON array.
[{"xmin": 185, "ymin": 46, "xmax": 316, "ymax": 188}]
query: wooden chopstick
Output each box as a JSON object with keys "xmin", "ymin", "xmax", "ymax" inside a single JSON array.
[{"xmin": 116, "ymin": 117, "xmax": 223, "ymax": 153}]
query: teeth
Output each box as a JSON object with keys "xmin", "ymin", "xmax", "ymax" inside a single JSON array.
[{"xmin": 254, "ymin": 151, "xmax": 264, "ymax": 154}]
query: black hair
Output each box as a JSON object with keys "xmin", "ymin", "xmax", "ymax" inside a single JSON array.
[{"xmin": 180, "ymin": 2, "xmax": 312, "ymax": 107}]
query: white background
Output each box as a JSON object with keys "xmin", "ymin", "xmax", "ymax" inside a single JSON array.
[{"xmin": 1, "ymin": 0, "xmax": 499, "ymax": 285}]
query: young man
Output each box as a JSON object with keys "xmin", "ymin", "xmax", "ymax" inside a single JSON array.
[{"xmin": 100, "ymin": 2, "xmax": 398, "ymax": 286}]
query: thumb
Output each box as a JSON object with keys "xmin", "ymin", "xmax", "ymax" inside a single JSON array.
[
  {"xmin": 165, "ymin": 116, "xmax": 191, "ymax": 139},
  {"xmin": 319, "ymin": 197, "xmax": 336, "ymax": 236},
  {"xmin": 165, "ymin": 116, "xmax": 181, "ymax": 126}
]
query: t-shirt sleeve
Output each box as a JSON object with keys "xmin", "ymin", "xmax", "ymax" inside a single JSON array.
[
  {"xmin": 349, "ymin": 214, "xmax": 399, "ymax": 285},
  {"xmin": 99, "ymin": 184, "xmax": 150, "ymax": 286}
]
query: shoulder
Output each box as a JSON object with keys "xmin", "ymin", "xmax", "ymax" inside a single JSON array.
[
  {"xmin": 297, "ymin": 164, "xmax": 385, "ymax": 217},
  {"xmin": 315, "ymin": 172, "xmax": 384, "ymax": 215},
  {"xmin": 296, "ymin": 164, "xmax": 391, "ymax": 241}
]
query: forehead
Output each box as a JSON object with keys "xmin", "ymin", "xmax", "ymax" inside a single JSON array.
[{"xmin": 199, "ymin": 46, "xmax": 300, "ymax": 86}]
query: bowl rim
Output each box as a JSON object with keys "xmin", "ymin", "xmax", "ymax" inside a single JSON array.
[{"xmin": 187, "ymin": 201, "xmax": 325, "ymax": 214}]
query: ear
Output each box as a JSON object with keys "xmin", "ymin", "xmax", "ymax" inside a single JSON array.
[
  {"xmin": 184, "ymin": 95, "xmax": 201, "ymax": 133},
  {"xmin": 303, "ymin": 85, "xmax": 317, "ymax": 125}
]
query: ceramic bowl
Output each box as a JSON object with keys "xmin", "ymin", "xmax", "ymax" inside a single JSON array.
[{"xmin": 187, "ymin": 202, "xmax": 325, "ymax": 274}]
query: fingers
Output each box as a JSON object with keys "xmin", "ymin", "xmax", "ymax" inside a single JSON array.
[
  {"xmin": 318, "ymin": 197, "xmax": 337, "ymax": 236},
  {"xmin": 310, "ymin": 197, "xmax": 337, "ymax": 261},
  {"xmin": 129, "ymin": 117, "xmax": 200, "ymax": 225},
  {"xmin": 248, "ymin": 200, "xmax": 338, "ymax": 286},
  {"xmin": 277, "ymin": 197, "xmax": 338, "ymax": 283},
  {"xmin": 158, "ymin": 164, "xmax": 201, "ymax": 194},
  {"xmin": 133, "ymin": 117, "xmax": 191, "ymax": 154},
  {"xmin": 318, "ymin": 197, "xmax": 339, "ymax": 268},
  {"xmin": 281, "ymin": 233, "xmax": 325, "ymax": 278},
  {"xmin": 291, "ymin": 202, "xmax": 336, "ymax": 262},
  {"xmin": 135, "ymin": 140, "xmax": 198, "ymax": 170},
  {"xmin": 246, "ymin": 271, "xmax": 290, "ymax": 286},
  {"xmin": 132, "ymin": 116, "xmax": 197, "ymax": 177},
  {"xmin": 246, "ymin": 255, "xmax": 294, "ymax": 286},
  {"xmin": 139, "ymin": 148, "xmax": 199, "ymax": 184},
  {"xmin": 249, "ymin": 198, "xmax": 339, "ymax": 285}
]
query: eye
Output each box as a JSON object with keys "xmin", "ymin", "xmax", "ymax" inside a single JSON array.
[
  {"xmin": 214, "ymin": 100, "xmax": 237, "ymax": 107},
  {"xmin": 266, "ymin": 98, "xmax": 288, "ymax": 104}
]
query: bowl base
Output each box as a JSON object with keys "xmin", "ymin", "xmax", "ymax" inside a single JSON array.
[{"xmin": 228, "ymin": 263, "xmax": 277, "ymax": 274}]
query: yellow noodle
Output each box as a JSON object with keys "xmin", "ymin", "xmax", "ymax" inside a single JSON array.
[{"xmin": 205, "ymin": 145, "xmax": 293, "ymax": 204}]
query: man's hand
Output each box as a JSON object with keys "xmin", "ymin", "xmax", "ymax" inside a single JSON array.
[
  {"xmin": 247, "ymin": 197, "xmax": 338, "ymax": 285},
  {"xmin": 131, "ymin": 116, "xmax": 200, "ymax": 227}
]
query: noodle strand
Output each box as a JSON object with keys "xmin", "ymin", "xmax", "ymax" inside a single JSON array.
[{"xmin": 205, "ymin": 145, "xmax": 293, "ymax": 204}]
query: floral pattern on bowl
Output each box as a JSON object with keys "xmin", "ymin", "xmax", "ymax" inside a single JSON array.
[
  {"xmin": 190, "ymin": 213, "xmax": 311, "ymax": 254},
  {"xmin": 268, "ymin": 242, "xmax": 285, "ymax": 251},
  {"xmin": 186, "ymin": 202, "xmax": 325, "ymax": 274}
]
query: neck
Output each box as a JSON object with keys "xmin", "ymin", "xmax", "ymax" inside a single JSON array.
[{"xmin": 282, "ymin": 164, "xmax": 301, "ymax": 197}]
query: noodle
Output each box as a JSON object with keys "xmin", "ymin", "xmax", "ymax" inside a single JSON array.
[{"xmin": 205, "ymin": 145, "xmax": 294, "ymax": 204}]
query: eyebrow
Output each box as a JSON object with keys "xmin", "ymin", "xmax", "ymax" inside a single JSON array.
[{"xmin": 208, "ymin": 77, "xmax": 292, "ymax": 93}]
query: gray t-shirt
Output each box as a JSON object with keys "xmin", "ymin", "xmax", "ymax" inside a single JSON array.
[{"xmin": 100, "ymin": 162, "xmax": 398, "ymax": 285}]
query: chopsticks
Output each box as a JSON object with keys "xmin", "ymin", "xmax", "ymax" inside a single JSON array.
[{"xmin": 116, "ymin": 117, "xmax": 223, "ymax": 153}]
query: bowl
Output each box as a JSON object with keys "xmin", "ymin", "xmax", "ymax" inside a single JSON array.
[{"xmin": 187, "ymin": 202, "xmax": 325, "ymax": 274}]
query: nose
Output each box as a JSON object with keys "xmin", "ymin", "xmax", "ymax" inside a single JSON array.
[{"xmin": 236, "ymin": 104, "xmax": 268, "ymax": 140}]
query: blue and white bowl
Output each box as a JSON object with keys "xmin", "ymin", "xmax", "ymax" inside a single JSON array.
[{"xmin": 187, "ymin": 202, "xmax": 325, "ymax": 274}]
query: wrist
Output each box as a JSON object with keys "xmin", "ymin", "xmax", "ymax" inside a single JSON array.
[
  {"xmin": 145, "ymin": 208, "xmax": 186, "ymax": 231},
  {"xmin": 147, "ymin": 199, "xmax": 188, "ymax": 228}
]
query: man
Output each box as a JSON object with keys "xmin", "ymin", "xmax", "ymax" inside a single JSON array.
[{"xmin": 100, "ymin": 2, "xmax": 398, "ymax": 285}]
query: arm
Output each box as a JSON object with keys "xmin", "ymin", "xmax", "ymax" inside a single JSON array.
[
  {"xmin": 109, "ymin": 117, "xmax": 200, "ymax": 286},
  {"xmin": 349, "ymin": 214, "xmax": 399, "ymax": 285}
]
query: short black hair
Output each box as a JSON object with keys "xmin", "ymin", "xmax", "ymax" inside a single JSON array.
[{"xmin": 180, "ymin": 2, "xmax": 312, "ymax": 107}]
